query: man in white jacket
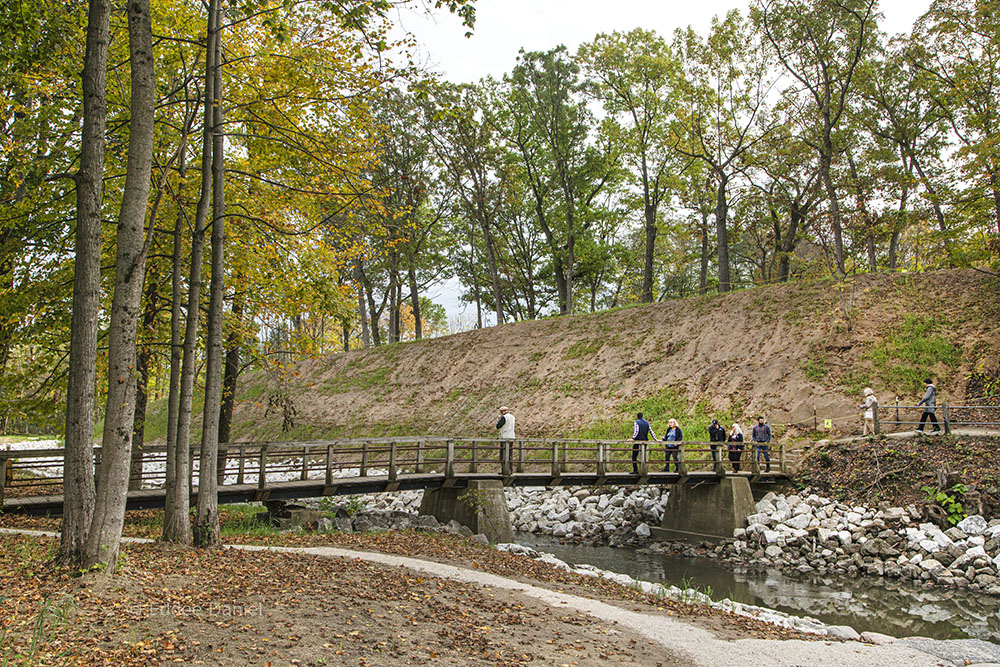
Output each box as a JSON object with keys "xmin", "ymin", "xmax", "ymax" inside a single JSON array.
[{"xmin": 496, "ymin": 406, "xmax": 516, "ymax": 473}]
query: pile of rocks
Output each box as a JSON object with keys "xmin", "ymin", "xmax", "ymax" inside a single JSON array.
[
  {"xmin": 309, "ymin": 482, "xmax": 667, "ymax": 542},
  {"xmin": 723, "ymin": 492, "xmax": 1000, "ymax": 594}
]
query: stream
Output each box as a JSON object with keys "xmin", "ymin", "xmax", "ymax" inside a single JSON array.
[{"xmin": 517, "ymin": 534, "xmax": 1000, "ymax": 643}]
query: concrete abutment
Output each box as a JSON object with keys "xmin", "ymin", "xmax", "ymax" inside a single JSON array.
[
  {"xmin": 419, "ymin": 480, "xmax": 514, "ymax": 544},
  {"xmin": 650, "ymin": 476, "xmax": 755, "ymax": 543}
]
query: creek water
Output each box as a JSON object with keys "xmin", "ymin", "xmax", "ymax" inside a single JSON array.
[{"xmin": 516, "ymin": 534, "xmax": 1000, "ymax": 643}]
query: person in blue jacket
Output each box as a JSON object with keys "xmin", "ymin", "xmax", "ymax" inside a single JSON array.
[
  {"xmin": 662, "ymin": 418, "xmax": 682, "ymax": 472},
  {"xmin": 631, "ymin": 412, "xmax": 658, "ymax": 474}
]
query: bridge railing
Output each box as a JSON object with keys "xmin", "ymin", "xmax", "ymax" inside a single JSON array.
[{"xmin": 0, "ymin": 437, "xmax": 787, "ymax": 502}]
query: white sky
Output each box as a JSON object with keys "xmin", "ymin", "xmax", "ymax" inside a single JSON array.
[{"xmin": 393, "ymin": 0, "xmax": 931, "ymax": 327}]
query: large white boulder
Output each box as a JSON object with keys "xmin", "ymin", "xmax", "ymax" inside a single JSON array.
[{"xmin": 958, "ymin": 515, "xmax": 988, "ymax": 536}]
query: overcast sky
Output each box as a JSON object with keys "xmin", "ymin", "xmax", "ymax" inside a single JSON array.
[{"xmin": 394, "ymin": 0, "xmax": 931, "ymax": 327}]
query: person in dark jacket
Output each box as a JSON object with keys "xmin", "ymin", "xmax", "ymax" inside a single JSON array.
[
  {"xmin": 662, "ymin": 419, "xmax": 682, "ymax": 472},
  {"xmin": 916, "ymin": 379, "xmax": 941, "ymax": 433},
  {"xmin": 727, "ymin": 423, "xmax": 744, "ymax": 472},
  {"xmin": 708, "ymin": 419, "xmax": 726, "ymax": 465},
  {"xmin": 631, "ymin": 412, "xmax": 658, "ymax": 474},
  {"xmin": 752, "ymin": 416, "xmax": 772, "ymax": 472}
]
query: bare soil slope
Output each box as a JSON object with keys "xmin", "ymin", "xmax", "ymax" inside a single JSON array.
[{"xmin": 232, "ymin": 269, "xmax": 1000, "ymax": 441}]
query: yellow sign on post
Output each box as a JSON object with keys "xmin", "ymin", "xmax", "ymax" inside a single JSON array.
[{"xmin": 824, "ymin": 419, "xmax": 833, "ymax": 430}]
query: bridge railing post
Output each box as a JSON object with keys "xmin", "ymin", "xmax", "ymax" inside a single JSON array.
[
  {"xmin": 415, "ymin": 440, "xmax": 425, "ymax": 474},
  {"xmin": 258, "ymin": 444, "xmax": 268, "ymax": 490},
  {"xmin": 750, "ymin": 444, "xmax": 761, "ymax": 479},
  {"xmin": 561, "ymin": 442, "xmax": 569, "ymax": 474},
  {"xmin": 325, "ymin": 443, "xmax": 334, "ymax": 485},
  {"xmin": 300, "ymin": 445, "xmax": 309, "ymax": 481},
  {"xmin": 470, "ymin": 440, "xmax": 478, "ymax": 474},
  {"xmin": 237, "ymin": 445, "xmax": 246, "ymax": 485},
  {"xmin": 516, "ymin": 440, "xmax": 524, "ymax": 474},
  {"xmin": 779, "ymin": 443, "xmax": 787, "ymax": 474},
  {"xmin": 445, "ymin": 440, "xmax": 455, "ymax": 479},
  {"xmin": 639, "ymin": 442, "xmax": 648, "ymax": 477},
  {"xmin": 389, "ymin": 442, "xmax": 398, "ymax": 482},
  {"xmin": 942, "ymin": 402, "xmax": 951, "ymax": 434},
  {"xmin": 873, "ymin": 403, "xmax": 880, "ymax": 435},
  {"xmin": 551, "ymin": 442, "xmax": 560, "ymax": 478},
  {"xmin": 677, "ymin": 444, "xmax": 687, "ymax": 477},
  {"xmin": 0, "ymin": 455, "xmax": 7, "ymax": 504},
  {"xmin": 360, "ymin": 441, "xmax": 369, "ymax": 477}
]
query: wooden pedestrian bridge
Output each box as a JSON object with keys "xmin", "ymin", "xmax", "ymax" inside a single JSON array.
[{"xmin": 0, "ymin": 438, "xmax": 791, "ymax": 519}]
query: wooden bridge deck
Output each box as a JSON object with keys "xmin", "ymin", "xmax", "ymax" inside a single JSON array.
[{"xmin": 1, "ymin": 437, "xmax": 791, "ymax": 515}]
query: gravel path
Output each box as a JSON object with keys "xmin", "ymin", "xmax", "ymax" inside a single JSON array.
[{"xmin": 0, "ymin": 528, "xmax": 977, "ymax": 666}]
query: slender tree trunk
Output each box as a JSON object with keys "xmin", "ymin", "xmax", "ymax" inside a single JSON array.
[
  {"xmin": 715, "ymin": 172, "xmax": 731, "ymax": 293},
  {"xmin": 699, "ymin": 210, "xmax": 710, "ymax": 295},
  {"xmin": 195, "ymin": 5, "xmax": 224, "ymax": 549},
  {"xmin": 820, "ymin": 132, "xmax": 846, "ymax": 275},
  {"xmin": 83, "ymin": 0, "xmax": 155, "ymax": 571},
  {"xmin": 641, "ymin": 174, "xmax": 656, "ymax": 303},
  {"xmin": 164, "ymin": 119, "xmax": 189, "ymax": 515},
  {"xmin": 408, "ymin": 266, "xmax": 421, "ymax": 339},
  {"xmin": 164, "ymin": 0, "xmax": 218, "ymax": 545},
  {"xmin": 130, "ymin": 268, "xmax": 160, "ymax": 491},
  {"xmin": 355, "ymin": 264, "xmax": 370, "ymax": 349},
  {"xmin": 217, "ymin": 289, "xmax": 242, "ymax": 483},
  {"xmin": 60, "ymin": 0, "xmax": 109, "ymax": 565}
]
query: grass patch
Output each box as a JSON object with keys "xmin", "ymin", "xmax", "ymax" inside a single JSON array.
[
  {"xmin": 563, "ymin": 340, "xmax": 603, "ymax": 360},
  {"xmin": 572, "ymin": 389, "xmax": 741, "ymax": 441},
  {"xmin": 802, "ymin": 356, "xmax": 827, "ymax": 382},
  {"xmin": 319, "ymin": 366, "xmax": 394, "ymax": 395},
  {"xmin": 868, "ymin": 315, "xmax": 962, "ymax": 395}
]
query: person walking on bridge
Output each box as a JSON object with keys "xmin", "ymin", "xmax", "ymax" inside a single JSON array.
[
  {"xmin": 662, "ymin": 419, "xmax": 683, "ymax": 472},
  {"xmin": 709, "ymin": 419, "xmax": 726, "ymax": 466},
  {"xmin": 916, "ymin": 379, "xmax": 941, "ymax": 433},
  {"xmin": 496, "ymin": 406, "xmax": 516, "ymax": 473},
  {"xmin": 631, "ymin": 412, "xmax": 658, "ymax": 474},
  {"xmin": 727, "ymin": 423, "xmax": 744, "ymax": 472},
  {"xmin": 752, "ymin": 416, "xmax": 772, "ymax": 472}
]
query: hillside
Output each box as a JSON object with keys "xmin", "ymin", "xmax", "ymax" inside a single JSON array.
[{"xmin": 228, "ymin": 269, "xmax": 1000, "ymax": 442}]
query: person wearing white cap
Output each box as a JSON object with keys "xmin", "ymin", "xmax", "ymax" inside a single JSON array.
[
  {"xmin": 859, "ymin": 387, "xmax": 878, "ymax": 436},
  {"xmin": 496, "ymin": 406, "xmax": 516, "ymax": 473}
]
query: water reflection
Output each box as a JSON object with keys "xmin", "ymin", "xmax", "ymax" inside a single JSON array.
[{"xmin": 516, "ymin": 534, "xmax": 1000, "ymax": 643}]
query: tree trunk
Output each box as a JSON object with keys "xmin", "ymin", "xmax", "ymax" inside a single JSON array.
[
  {"xmin": 164, "ymin": 0, "xmax": 218, "ymax": 545},
  {"xmin": 715, "ymin": 173, "xmax": 731, "ymax": 293},
  {"xmin": 642, "ymin": 196, "xmax": 656, "ymax": 303},
  {"xmin": 60, "ymin": 0, "xmax": 109, "ymax": 565},
  {"xmin": 83, "ymin": 0, "xmax": 155, "ymax": 571},
  {"xmin": 408, "ymin": 266, "xmax": 421, "ymax": 339},
  {"xmin": 130, "ymin": 266, "xmax": 160, "ymax": 491},
  {"xmin": 195, "ymin": 3, "xmax": 224, "ymax": 549},
  {"xmin": 355, "ymin": 264, "xmax": 370, "ymax": 348},
  {"xmin": 164, "ymin": 112, "xmax": 191, "ymax": 518},
  {"xmin": 699, "ymin": 210, "xmax": 710, "ymax": 295},
  {"xmin": 820, "ymin": 132, "xmax": 846, "ymax": 275},
  {"xmin": 217, "ymin": 289, "xmax": 242, "ymax": 483}
]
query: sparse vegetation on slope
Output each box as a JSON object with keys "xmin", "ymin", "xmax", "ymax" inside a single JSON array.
[{"xmin": 163, "ymin": 269, "xmax": 998, "ymax": 443}]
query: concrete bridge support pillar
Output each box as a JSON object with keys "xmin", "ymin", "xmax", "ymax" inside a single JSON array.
[
  {"xmin": 650, "ymin": 476, "xmax": 755, "ymax": 544},
  {"xmin": 419, "ymin": 480, "xmax": 514, "ymax": 544}
]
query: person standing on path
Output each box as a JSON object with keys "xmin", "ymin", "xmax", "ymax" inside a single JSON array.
[
  {"xmin": 662, "ymin": 419, "xmax": 683, "ymax": 472},
  {"xmin": 752, "ymin": 416, "xmax": 772, "ymax": 472},
  {"xmin": 631, "ymin": 412, "xmax": 658, "ymax": 474},
  {"xmin": 708, "ymin": 419, "xmax": 726, "ymax": 466},
  {"xmin": 859, "ymin": 387, "xmax": 878, "ymax": 436},
  {"xmin": 727, "ymin": 423, "xmax": 744, "ymax": 472},
  {"xmin": 496, "ymin": 406, "xmax": 516, "ymax": 472},
  {"xmin": 916, "ymin": 379, "xmax": 941, "ymax": 433}
]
